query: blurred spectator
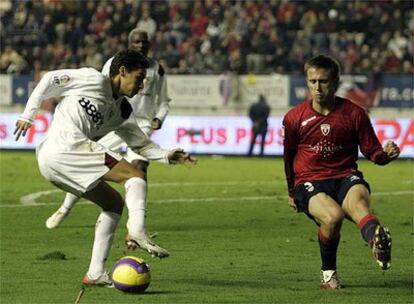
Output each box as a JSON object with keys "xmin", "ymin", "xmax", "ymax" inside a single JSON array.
[
  {"xmin": 0, "ymin": 46, "xmax": 27, "ymax": 74},
  {"xmin": 136, "ymin": 8, "xmax": 156, "ymax": 39},
  {"xmin": 1, "ymin": 0, "xmax": 412, "ymax": 75},
  {"xmin": 248, "ymin": 94, "xmax": 270, "ymax": 157}
]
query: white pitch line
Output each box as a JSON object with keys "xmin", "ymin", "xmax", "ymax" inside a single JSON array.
[
  {"xmin": 17, "ymin": 181, "xmax": 277, "ymax": 206},
  {"xmin": 20, "ymin": 189, "xmax": 61, "ymax": 205},
  {"xmin": 1, "ymin": 189, "xmax": 412, "ymax": 208}
]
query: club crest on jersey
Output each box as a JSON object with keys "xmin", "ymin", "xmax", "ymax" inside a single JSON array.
[
  {"xmin": 320, "ymin": 124, "xmax": 330, "ymax": 136},
  {"xmin": 52, "ymin": 74, "xmax": 71, "ymax": 86}
]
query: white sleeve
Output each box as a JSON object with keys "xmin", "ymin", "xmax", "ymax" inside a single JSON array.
[
  {"xmin": 115, "ymin": 120, "xmax": 170, "ymax": 163},
  {"xmin": 20, "ymin": 70, "xmax": 74, "ymax": 122},
  {"xmin": 101, "ymin": 57, "xmax": 113, "ymax": 77},
  {"xmin": 154, "ymin": 74, "xmax": 171, "ymax": 123}
]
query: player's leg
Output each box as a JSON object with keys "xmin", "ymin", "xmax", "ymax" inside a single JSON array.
[
  {"xmin": 308, "ymin": 193, "xmax": 344, "ymax": 289},
  {"xmin": 81, "ymin": 181, "xmax": 124, "ymax": 286},
  {"xmin": 295, "ymin": 180, "xmax": 344, "ymax": 289},
  {"xmin": 45, "ymin": 192, "xmax": 80, "ymax": 229},
  {"xmin": 248, "ymin": 130, "xmax": 259, "ymax": 156},
  {"xmin": 259, "ymin": 129, "xmax": 267, "ymax": 156},
  {"xmin": 126, "ymin": 147, "xmax": 150, "ymax": 180},
  {"xmin": 45, "ymin": 132, "xmax": 127, "ymax": 229},
  {"xmin": 341, "ymin": 179, "xmax": 391, "ymax": 270},
  {"xmin": 103, "ymin": 158, "xmax": 169, "ymax": 258},
  {"xmin": 130, "ymin": 159, "xmax": 149, "ymax": 178}
]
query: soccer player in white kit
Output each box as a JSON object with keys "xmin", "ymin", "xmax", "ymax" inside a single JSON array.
[
  {"xmin": 14, "ymin": 50, "xmax": 195, "ymax": 286},
  {"xmin": 46, "ymin": 30, "xmax": 171, "ymax": 234}
]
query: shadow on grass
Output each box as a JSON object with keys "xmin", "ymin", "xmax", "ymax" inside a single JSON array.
[
  {"xmin": 113, "ymin": 290, "xmax": 180, "ymax": 296},
  {"xmin": 56, "ymin": 224, "xmax": 96, "ymax": 228},
  {"xmin": 144, "ymin": 290, "xmax": 180, "ymax": 295},
  {"xmin": 178, "ymin": 278, "xmax": 276, "ymax": 289},
  {"xmin": 345, "ymin": 278, "xmax": 413, "ymax": 289}
]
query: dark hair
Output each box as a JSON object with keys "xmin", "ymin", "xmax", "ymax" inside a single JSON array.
[
  {"xmin": 304, "ymin": 54, "xmax": 341, "ymax": 84},
  {"xmin": 109, "ymin": 49, "xmax": 149, "ymax": 78}
]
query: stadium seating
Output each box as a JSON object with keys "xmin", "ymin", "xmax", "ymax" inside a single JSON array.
[{"xmin": 0, "ymin": 0, "xmax": 413, "ymax": 75}]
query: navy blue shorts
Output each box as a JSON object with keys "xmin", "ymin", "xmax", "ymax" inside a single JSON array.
[{"xmin": 294, "ymin": 174, "xmax": 371, "ymax": 215}]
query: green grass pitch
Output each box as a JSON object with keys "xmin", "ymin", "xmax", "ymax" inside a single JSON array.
[{"xmin": 0, "ymin": 151, "xmax": 413, "ymax": 304}]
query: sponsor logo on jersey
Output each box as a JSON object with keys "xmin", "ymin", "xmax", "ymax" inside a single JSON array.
[
  {"xmin": 309, "ymin": 140, "xmax": 343, "ymax": 157},
  {"xmin": 78, "ymin": 97, "xmax": 104, "ymax": 129},
  {"xmin": 51, "ymin": 74, "xmax": 71, "ymax": 86},
  {"xmin": 301, "ymin": 115, "xmax": 316, "ymax": 127},
  {"xmin": 320, "ymin": 124, "xmax": 330, "ymax": 136}
]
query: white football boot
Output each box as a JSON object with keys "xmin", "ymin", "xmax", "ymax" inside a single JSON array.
[
  {"xmin": 371, "ymin": 225, "xmax": 392, "ymax": 270},
  {"xmin": 125, "ymin": 231, "xmax": 170, "ymax": 258},
  {"xmin": 320, "ymin": 270, "xmax": 342, "ymax": 289},
  {"xmin": 45, "ymin": 210, "xmax": 69, "ymax": 229},
  {"xmin": 82, "ymin": 271, "xmax": 113, "ymax": 287}
]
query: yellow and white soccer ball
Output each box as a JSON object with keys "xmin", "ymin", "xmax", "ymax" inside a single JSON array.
[{"xmin": 111, "ymin": 256, "xmax": 151, "ymax": 293}]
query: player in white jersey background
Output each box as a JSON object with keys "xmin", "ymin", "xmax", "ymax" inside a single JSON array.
[
  {"xmin": 14, "ymin": 50, "xmax": 195, "ymax": 286},
  {"xmin": 46, "ymin": 30, "xmax": 171, "ymax": 238}
]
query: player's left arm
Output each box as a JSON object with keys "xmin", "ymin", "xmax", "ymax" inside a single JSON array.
[
  {"xmin": 152, "ymin": 64, "xmax": 171, "ymax": 130},
  {"xmin": 116, "ymin": 120, "xmax": 196, "ymax": 165},
  {"xmin": 357, "ymin": 110, "xmax": 400, "ymax": 164},
  {"xmin": 383, "ymin": 140, "xmax": 400, "ymax": 160}
]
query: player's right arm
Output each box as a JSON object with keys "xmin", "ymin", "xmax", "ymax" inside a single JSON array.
[
  {"xmin": 282, "ymin": 113, "xmax": 299, "ymax": 210},
  {"xmin": 14, "ymin": 69, "xmax": 76, "ymax": 141},
  {"xmin": 14, "ymin": 68, "xmax": 103, "ymax": 141},
  {"xmin": 13, "ymin": 120, "xmax": 32, "ymax": 141}
]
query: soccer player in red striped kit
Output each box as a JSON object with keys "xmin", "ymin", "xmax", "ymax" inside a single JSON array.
[{"xmin": 282, "ymin": 55, "xmax": 400, "ymax": 289}]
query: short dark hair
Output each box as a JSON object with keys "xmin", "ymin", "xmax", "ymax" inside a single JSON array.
[
  {"xmin": 109, "ymin": 49, "xmax": 149, "ymax": 78},
  {"xmin": 304, "ymin": 54, "xmax": 341, "ymax": 83}
]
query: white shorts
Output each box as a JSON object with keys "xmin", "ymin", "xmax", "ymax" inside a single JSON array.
[{"xmin": 36, "ymin": 138, "xmax": 122, "ymax": 197}]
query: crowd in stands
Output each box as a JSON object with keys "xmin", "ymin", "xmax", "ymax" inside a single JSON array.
[{"xmin": 1, "ymin": 0, "xmax": 413, "ymax": 76}]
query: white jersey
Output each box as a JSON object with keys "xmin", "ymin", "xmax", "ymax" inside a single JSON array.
[
  {"xmin": 20, "ymin": 68, "xmax": 169, "ymax": 162},
  {"xmin": 102, "ymin": 56, "xmax": 171, "ymax": 131},
  {"xmin": 20, "ymin": 67, "xmax": 171, "ymax": 195}
]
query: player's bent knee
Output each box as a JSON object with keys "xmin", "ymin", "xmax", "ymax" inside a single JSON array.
[
  {"xmin": 130, "ymin": 160, "xmax": 148, "ymax": 179},
  {"xmin": 131, "ymin": 159, "xmax": 149, "ymax": 172},
  {"xmin": 105, "ymin": 159, "xmax": 146, "ymax": 184},
  {"xmin": 315, "ymin": 208, "xmax": 345, "ymax": 228},
  {"xmin": 325, "ymin": 210, "xmax": 345, "ymax": 227}
]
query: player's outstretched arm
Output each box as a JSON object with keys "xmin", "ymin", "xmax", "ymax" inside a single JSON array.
[
  {"xmin": 14, "ymin": 120, "xmax": 32, "ymax": 141},
  {"xmin": 288, "ymin": 196, "xmax": 297, "ymax": 212},
  {"xmin": 151, "ymin": 118, "xmax": 162, "ymax": 130},
  {"xmin": 167, "ymin": 148, "xmax": 197, "ymax": 165},
  {"xmin": 383, "ymin": 140, "xmax": 400, "ymax": 161}
]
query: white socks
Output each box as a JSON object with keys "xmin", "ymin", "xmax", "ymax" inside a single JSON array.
[
  {"xmin": 87, "ymin": 211, "xmax": 120, "ymax": 279},
  {"xmin": 124, "ymin": 177, "xmax": 147, "ymax": 237},
  {"xmin": 59, "ymin": 193, "xmax": 79, "ymax": 213}
]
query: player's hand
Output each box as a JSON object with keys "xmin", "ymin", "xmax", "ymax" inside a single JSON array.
[
  {"xmin": 151, "ymin": 118, "xmax": 162, "ymax": 130},
  {"xmin": 168, "ymin": 148, "xmax": 197, "ymax": 165},
  {"xmin": 14, "ymin": 119, "xmax": 32, "ymax": 141},
  {"xmin": 383, "ymin": 140, "xmax": 400, "ymax": 160},
  {"xmin": 288, "ymin": 197, "xmax": 297, "ymax": 212}
]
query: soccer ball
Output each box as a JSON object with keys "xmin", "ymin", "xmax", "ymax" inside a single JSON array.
[{"xmin": 111, "ymin": 256, "xmax": 151, "ymax": 293}]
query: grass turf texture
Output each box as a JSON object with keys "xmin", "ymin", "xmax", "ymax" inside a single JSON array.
[{"xmin": 0, "ymin": 151, "xmax": 413, "ymax": 304}]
